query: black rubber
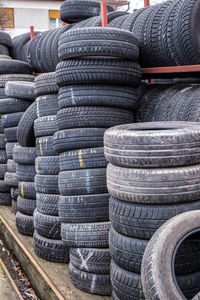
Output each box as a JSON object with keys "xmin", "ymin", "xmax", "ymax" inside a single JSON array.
[
  {"xmin": 59, "ymin": 147, "xmax": 107, "ymax": 171},
  {"xmin": 58, "ymin": 84, "xmax": 138, "ymax": 110},
  {"xmin": 56, "ymin": 106, "xmax": 134, "ymax": 130},
  {"xmin": 69, "ymin": 263, "xmax": 111, "ymax": 296},
  {"xmin": 70, "ymin": 248, "xmax": 110, "ymax": 274},
  {"xmin": 4, "ymin": 172, "xmax": 18, "ymax": 187},
  {"xmin": 53, "ymin": 128, "xmax": 106, "ymax": 153},
  {"xmin": 34, "ymin": 231, "xmax": 69, "ymax": 263},
  {"xmin": 107, "ymin": 163, "xmax": 200, "ymax": 205},
  {"xmin": 13, "ymin": 146, "xmax": 36, "ymax": 164},
  {"xmin": 60, "ymin": 0, "xmax": 114, "ymax": 23},
  {"xmin": 34, "ymin": 115, "xmax": 57, "ymax": 138},
  {"xmin": 34, "ymin": 209, "xmax": 61, "ymax": 239},
  {"xmin": 58, "ymin": 168, "xmax": 107, "ymax": 196},
  {"xmin": 16, "ymin": 212, "xmax": 34, "ymax": 236},
  {"xmin": 0, "ymin": 59, "xmax": 33, "ymax": 74},
  {"xmin": 0, "ymin": 164, "xmax": 7, "ymax": 179},
  {"xmin": 35, "ymin": 174, "xmax": 59, "ymax": 194},
  {"xmin": 7, "ymin": 160, "xmax": 15, "ymax": 172},
  {"xmin": 0, "ymin": 98, "xmax": 30, "ymax": 114},
  {"xmin": 36, "ymin": 136, "xmax": 57, "ymax": 157},
  {"xmin": 36, "ymin": 193, "xmax": 59, "ymax": 216},
  {"xmin": 4, "ymin": 127, "xmax": 17, "ymax": 142},
  {"xmin": 0, "ymin": 32, "xmax": 12, "ymax": 48},
  {"xmin": 36, "ymin": 94, "xmax": 58, "ymax": 117},
  {"xmin": 17, "ymin": 101, "xmax": 36, "ymax": 147},
  {"xmin": 17, "ymin": 195, "xmax": 36, "ymax": 215},
  {"xmin": 58, "ymin": 194, "xmax": 109, "ymax": 223},
  {"xmin": 56, "ymin": 58, "xmax": 141, "ymax": 87},
  {"xmin": 0, "ymin": 193, "xmax": 12, "ymax": 205},
  {"xmin": 0, "ymin": 74, "xmax": 35, "ymax": 88},
  {"xmin": 0, "ymin": 135, "xmax": 6, "ymax": 149},
  {"xmin": 16, "ymin": 164, "xmax": 35, "ymax": 182},
  {"xmin": 109, "ymin": 196, "xmax": 200, "ymax": 240},
  {"xmin": 58, "ymin": 27, "xmax": 139, "ymax": 61},
  {"xmin": 1, "ymin": 112, "xmax": 23, "ymax": 128},
  {"xmin": 6, "ymin": 142, "xmax": 19, "ymax": 159},
  {"xmin": 61, "ymin": 221, "xmax": 110, "ymax": 248},
  {"xmin": 18, "ymin": 181, "xmax": 36, "ymax": 199},
  {"xmin": 104, "ymin": 122, "xmax": 200, "ymax": 168},
  {"xmin": 35, "ymin": 156, "xmax": 59, "ymax": 175},
  {"xmin": 34, "ymin": 72, "xmax": 59, "ymax": 97},
  {"xmin": 5, "ymin": 81, "xmax": 35, "ymax": 100}
]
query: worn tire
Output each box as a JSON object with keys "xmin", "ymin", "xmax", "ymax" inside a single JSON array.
[
  {"xmin": 36, "ymin": 136, "xmax": 57, "ymax": 157},
  {"xmin": 35, "ymin": 156, "xmax": 59, "ymax": 175},
  {"xmin": 17, "ymin": 195, "xmax": 36, "ymax": 215},
  {"xmin": 16, "ymin": 164, "xmax": 35, "ymax": 181},
  {"xmin": 5, "ymin": 81, "xmax": 35, "ymax": 100},
  {"xmin": 1, "ymin": 112, "xmax": 23, "ymax": 128},
  {"xmin": 34, "ymin": 116, "xmax": 57, "ymax": 138},
  {"xmin": 0, "ymin": 59, "xmax": 33, "ymax": 74},
  {"xmin": 35, "ymin": 174, "xmax": 59, "ymax": 194},
  {"xmin": 18, "ymin": 181, "xmax": 36, "ymax": 199},
  {"xmin": 58, "ymin": 194, "xmax": 109, "ymax": 223},
  {"xmin": 36, "ymin": 193, "xmax": 59, "ymax": 216},
  {"xmin": 34, "ymin": 72, "xmax": 59, "ymax": 97},
  {"xmin": 34, "ymin": 231, "xmax": 69, "ymax": 263},
  {"xmin": 13, "ymin": 146, "xmax": 36, "ymax": 164},
  {"xmin": 16, "ymin": 212, "xmax": 34, "ymax": 236},
  {"xmin": 36, "ymin": 94, "xmax": 58, "ymax": 117},
  {"xmin": 34, "ymin": 209, "xmax": 61, "ymax": 239},
  {"xmin": 0, "ymin": 192, "xmax": 11, "ymax": 205}
]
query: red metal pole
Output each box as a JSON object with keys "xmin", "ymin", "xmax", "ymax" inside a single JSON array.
[
  {"xmin": 30, "ymin": 26, "xmax": 35, "ymax": 40},
  {"xmin": 62, "ymin": 22, "xmax": 67, "ymax": 26},
  {"xmin": 144, "ymin": 0, "xmax": 150, "ymax": 7},
  {"xmin": 101, "ymin": 2, "xmax": 108, "ymax": 27}
]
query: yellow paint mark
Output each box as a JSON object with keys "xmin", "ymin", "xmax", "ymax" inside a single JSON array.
[
  {"xmin": 139, "ymin": 281, "xmax": 143, "ymax": 299},
  {"xmin": 78, "ymin": 149, "xmax": 84, "ymax": 168},
  {"xmin": 21, "ymin": 182, "xmax": 24, "ymax": 198},
  {"xmin": 40, "ymin": 142, "xmax": 43, "ymax": 156}
]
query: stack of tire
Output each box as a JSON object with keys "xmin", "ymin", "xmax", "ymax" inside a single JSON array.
[
  {"xmin": 3, "ymin": 80, "xmax": 35, "ymax": 212},
  {"xmin": 0, "ymin": 60, "xmax": 34, "ymax": 208},
  {"xmin": 13, "ymin": 146, "xmax": 37, "ymax": 236},
  {"xmin": 0, "ymin": 31, "xmax": 12, "ymax": 58},
  {"xmin": 135, "ymin": 84, "xmax": 200, "ymax": 123},
  {"xmin": 53, "ymin": 27, "xmax": 141, "ymax": 295},
  {"xmin": 104, "ymin": 122, "xmax": 200, "ymax": 300},
  {"xmin": 33, "ymin": 73, "xmax": 69, "ymax": 263}
]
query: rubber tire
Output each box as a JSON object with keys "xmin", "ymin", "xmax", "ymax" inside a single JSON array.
[
  {"xmin": 58, "ymin": 168, "xmax": 107, "ymax": 196},
  {"xmin": 0, "ymin": 59, "xmax": 33, "ymax": 74},
  {"xmin": 36, "ymin": 193, "xmax": 59, "ymax": 216},
  {"xmin": 59, "ymin": 147, "xmax": 107, "ymax": 171},
  {"xmin": 58, "ymin": 27, "xmax": 139, "ymax": 61},
  {"xmin": 34, "ymin": 72, "xmax": 59, "ymax": 97},
  {"xmin": 58, "ymin": 84, "xmax": 138, "ymax": 110},
  {"xmin": 0, "ymin": 74, "xmax": 35, "ymax": 88},
  {"xmin": 70, "ymin": 248, "xmax": 110, "ymax": 274},
  {"xmin": 53, "ymin": 128, "xmax": 106, "ymax": 153},
  {"xmin": 35, "ymin": 174, "xmax": 59, "ymax": 194},
  {"xmin": 36, "ymin": 136, "xmax": 57, "ymax": 157},
  {"xmin": 5, "ymin": 81, "xmax": 35, "ymax": 100},
  {"xmin": 34, "ymin": 209, "xmax": 61, "ymax": 239},
  {"xmin": 34, "ymin": 115, "xmax": 57, "ymax": 138},
  {"xmin": 0, "ymin": 98, "xmax": 30, "ymax": 114},
  {"xmin": 141, "ymin": 211, "xmax": 200, "ymax": 300},
  {"xmin": 6, "ymin": 142, "xmax": 19, "ymax": 159},
  {"xmin": 34, "ymin": 231, "xmax": 69, "ymax": 263},
  {"xmin": 7, "ymin": 160, "xmax": 15, "ymax": 172},
  {"xmin": 35, "ymin": 156, "xmax": 59, "ymax": 175},
  {"xmin": 107, "ymin": 163, "xmax": 200, "ymax": 205},
  {"xmin": 61, "ymin": 221, "xmax": 110, "ymax": 247},
  {"xmin": 0, "ymin": 193, "xmax": 11, "ymax": 205},
  {"xmin": 13, "ymin": 146, "xmax": 36, "ymax": 164},
  {"xmin": 4, "ymin": 172, "xmax": 18, "ymax": 187},
  {"xmin": 17, "ymin": 195, "xmax": 36, "ymax": 215},
  {"xmin": 16, "ymin": 164, "xmax": 35, "ymax": 181},
  {"xmin": 104, "ymin": 122, "xmax": 200, "ymax": 168},
  {"xmin": 56, "ymin": 106, "xmax": 134, "ymax": 130},
  {"xmin": 56, "ymin": 58, "xmax": 141, "ymax": 87},
  {"xmin": 1, "ymin": 112, "xmax": 23, "ymax": 128},
  {"xmin": 18, "ymin": 181, "xmax": 36, "ymax": 199},
  {"xmin": 16, "ymin": 212, "xmax": 34, "ymax": 236},
  {"xmin": 4, "ymin": 127, "xmax": 17, "ymax": 142},
  {"xmin": 36, "ymin": 94, "xmax": 58, "ymax": 117},
  {"xmin": 58, "ymin": 194, "xmax": 109, "ymax": 223}
]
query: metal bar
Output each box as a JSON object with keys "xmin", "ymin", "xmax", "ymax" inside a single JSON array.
[
  {"xmin": 142, "ymin": 64, "xmax": 200, "ymax": 74},
  {"xmin": 144, "ymin": 0, "xmax": 150, "ymax": 7},
  {"xmin": 0, "ymin": 257, "xmax": 23, "ymax": 300},
  {"xmin": 101, "ymin": 1, "xmax": 108, "ymax": 27},
  {"xmin": 62, "ymin": 22, "xmax": 67, "ymax": 26},
  {"xmin": 30, "ymin": 26, "xmax": 35, "ymax": 40}
]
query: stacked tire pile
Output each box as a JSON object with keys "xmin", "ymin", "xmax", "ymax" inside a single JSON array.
[
  {"xmin": 3, "ymin": 80, "xmax": 35, "ymax": 212},
  {"xmin": 104, "ymin": 122, "xmax": 200, "ymax": 300},
  {"xmin": 13, "ymin": 146, "xmax": 37, "ymax": 236},
  {"xmin": 0, "ymin": 31, "xmax": 12, "ymax": 58},
  {"xmin": 52, "ymin": 27, "xmax": 141, "ymax": 295},
  {"xmin": 33, "ymin": 73, "xmax": 69, "ymax": 263},
  {"xmin": 135, "ymin": 84, "xmax": 200, "ymax": 123}
]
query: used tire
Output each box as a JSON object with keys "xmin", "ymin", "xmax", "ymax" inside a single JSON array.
[
  {"xmin": 36, "ymin": 94, "xmax": 58, "ymax": 117},
  {"xmin": 0, "ymin": 192, "xmax": 11, "ymax": 205},
  {"xmin": 34, "ymin": 231, "xmax": 69, "ymax": 263},
  {"xmin": 35, "ymin": 156, "xmax": 59, "ymax": 175},
  {"xmin": 0, "ymin": 59, "xmax": 33, "ymax": 74},
  {"xmin": 36, "ymin": 136, "xmax": 57, "ymax": 157},
  {"xmin": 36, "ymin": 193, "xmax": 59, "ymax": 216},
  {"xmin": 5, "ymin": 81, "xmax": 35, "ymax": 100},
  {"xmin": 16, "ymin": 164, "xmax": 35, "ymax": 181},
  {"xmin": 4, "ymin": 172, "xmax": 18, "ymax": 187},
  {"xmin": 16, "ymin": 212, "xmax": 34, "ymax": 236},
  {"xmin": 17, "ymin": 195, "xmax": 36, "ymax": 215},
  {"xmin": 59, "ymin": 168, "xmax": 107, "ymax": 196},
  {"xmin": 34, "ymin": 115, "xmax": 57, "ymax": 138},
  {"xmin": 61, "ymin": 222, "xmax": 110, "ymax": 248},
  {"xmin": 34, "ymin": 209, "xmax": 61, "ymax": 239},
  {"xmin": 18, "ymin": 181, "xmax": 36, "ymax": 199},
  {"xmin": 58, "ymin": 194, "xmax": 109, "ymax": 223},
  {"xmin": 34, "ymin": 72, "xmax": 59, "ymax": 97},
  {"xmin": 35, "ymin": 174, "xmax": 59, "ymax": 194},
  {"xmin": 1, "ymin": 112, "xmax": 23, "ymax": 128},
  {"xmin": 13, "ymin": 146, "xmax": 36, "ymax": 164}
]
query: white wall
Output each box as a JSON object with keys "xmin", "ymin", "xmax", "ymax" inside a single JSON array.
[
  {"xmin": 2, "ymin": 0, "xmax": 62, "ymax": 10},
  {"xmin": 14, "ymin": 8, "xmax": 49, "ymax": 29}
]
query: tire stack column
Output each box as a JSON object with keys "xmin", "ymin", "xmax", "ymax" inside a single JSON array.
[
  {"xmin": 33, "ymin": 73, "xmax": 69, "ymax": 263},
  {"xmin": 3, "ymin": 81, "xmax": 35, "ymax": 213},
  {"xmin": 104, "ymin": 122, "xmax": 200, "ymax": 300},
  {"xmin": 53, "ymin": 27, "xmax": 141, "ymax": 295}
]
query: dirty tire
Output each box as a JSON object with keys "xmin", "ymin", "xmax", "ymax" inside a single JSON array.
[
  {"xmin": 35, "ymin": 174, "xmax": 59, "ymax": 194},
  {"xmin": 36, "ymin": 136, "xmax": 57, "ymax": 157},
  {"xmin": 16, "ymin": 164, "xmax": 35, "ymax": 181},
  {"xmin": 61, "ymin": 222, "xmax": 110, "ymax": 248},
  {"xmin": 0, "ymin": 193, "xmax": 12, "ymax": 205},
  {"xmin": 18, "ymin": 181, "xmax": 36, "ymax": 199},
  {"xmin": 36, "ymin": 193, "xmax": 59, "ymax": 216},
  {"xmin": 16, "ymin": 212, "xmax": 34, "ymax": 236},
  {"xmin": 35, "ymin": 156, "xmax": 59, "ymax": 175},
  {"xmin": 34, "ymin": 72, "xmax": 59, "ymax": 97},
  {"xmin": 34, "ymin": 116, "xmax": 57, "ymax": 138},
  {"xmin": 5, "ymin": 81, "xmax": 35, "ymax": 100},
  {"xmin": 34, "ymin": 209, "xmax": 61, "ymax": 239},
  {"xmin": 13, "ymin": 146, "xmax": 36, "ymax": 164},
  {"xmin": 34, "ymin": 231, "xmax": 69, "ymax": 263},
  {"xmin": 36, "ymin": 94, "xmax": 58, "ymax": 117},
  {"xmin": 4, "ymin": 172, "xmax": 18, "ymax": 187},
  {"xmin": 17, "ymin": 196, "xmax": 36, "ymax": 215}
]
